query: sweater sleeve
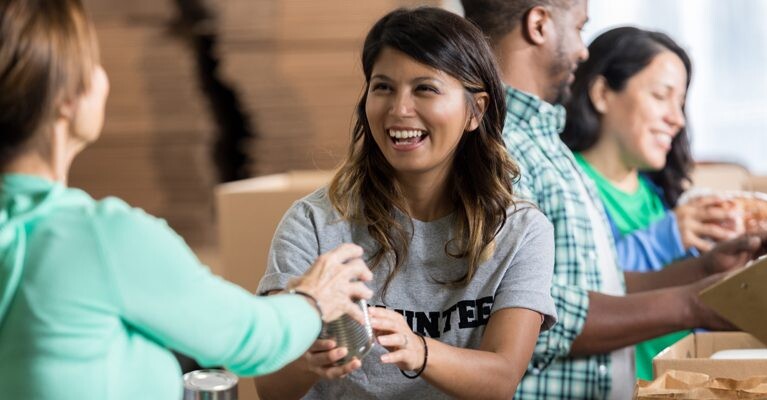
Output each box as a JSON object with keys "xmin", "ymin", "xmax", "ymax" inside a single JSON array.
[{"xmin": 91, "ymin": 200, "xmax": 321, "ymax": 377}]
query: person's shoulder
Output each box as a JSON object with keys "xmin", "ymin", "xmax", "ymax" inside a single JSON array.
[
  {"xmin": 504, "ymin": 200, "xmax": 553, "ymax": 233},
  {"xmin": 47, "ymin": 187, "xmax": 141, "ymax": 225},
  {"xmin": 296, "ymin": 186, "xmax": 331, "ymax": 208},
  {"xmin": 503, "ymin": 114, "xmax": 529, "ymax": 139},
  {"xmin": 30, "ymin": 187, "xmax": 182, "ymax": 255},
  {"xmin": 282, "ymin": 186, "xmax": 343, "ymax": 226},
  {"xmin": 502, "ymin": 118, "xmax": 536, "ymax": 160},
  {"xmin": 89, "ymin": 196, "xmax": 175, "ymax": 240}
]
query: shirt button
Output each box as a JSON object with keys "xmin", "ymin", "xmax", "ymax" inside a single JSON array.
[
  {"xmin": 531, "ymin": 367, "xmax": 541, "ymax": 375},
  {"xmin": 598, "ymin": 364, "xmax": 608, "ymax": 376}
]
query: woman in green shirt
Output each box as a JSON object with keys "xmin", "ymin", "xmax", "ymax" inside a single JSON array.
[
  {"xmin": 0, "ymin": 1, "xmax": 373, "ymax": 399},
  {"xmin": 561, "ymin": 27, "xmax": 741, "ymax": 380}
]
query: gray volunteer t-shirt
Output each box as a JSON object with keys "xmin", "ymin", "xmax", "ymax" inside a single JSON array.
[{"xmin": 258, "ymin": 188, "xmax": 557, "ymax": 400}]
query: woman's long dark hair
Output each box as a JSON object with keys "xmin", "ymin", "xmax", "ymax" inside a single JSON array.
[
  {"xmin": 561, "ymin": 26, "xmax": 693, "ymax": 206},
  {"xmin": 329, "ymin": 7, "xmax": 517, "ymax": 294}
]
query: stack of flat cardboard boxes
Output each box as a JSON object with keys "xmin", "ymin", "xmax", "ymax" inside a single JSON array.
[
  {"xmin": 74, "ymin": 0, "xmax": 216, "ymax": 247},
  {"xmin": 216, "ymin": 0, "xmax": 439, "ymax": 176}
]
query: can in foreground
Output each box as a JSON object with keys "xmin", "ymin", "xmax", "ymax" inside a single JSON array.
[{"xmin": 183, "ymin": 369, "xmax": 238, "ymax": 400}]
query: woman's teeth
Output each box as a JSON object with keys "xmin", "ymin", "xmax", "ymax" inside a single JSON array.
[
  {"xmin": 655, "ymin": 133, "xmax": 672, "ymax": 146},
  {"xmin": 388, "ymin": 129, "xmax": 425, "ymax": 139}
]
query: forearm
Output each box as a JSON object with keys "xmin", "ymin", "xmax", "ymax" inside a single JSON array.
[
  {"xmin": 254, "ymin": 357, "xmax": 319, "ymax": 400},
  {"xmin": 624, "ymin": 257, "xmax": 706, "ymax": 293},
  {"xmin": 421, "ymin": 339, "xmax": 525, "ymax": 400},
  {"xmin": 570, "ymin": 289, "xmax": 693, "ymax": 356}
]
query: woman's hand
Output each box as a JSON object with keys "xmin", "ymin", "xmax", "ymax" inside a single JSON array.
[
  {"xmin": 674, "ymin": 196, "xmax": 741, "ymax": 251},
  {"xmin": 302, "ymin": 339, "xmax": 362, "ymax": 379},
  {"xmin": 288, "ymin": 243, "xmax": 374, "ymax": 323},
  {"xmin": 368, "ymin": 307, "xmax": 425, "ymax": 372}
]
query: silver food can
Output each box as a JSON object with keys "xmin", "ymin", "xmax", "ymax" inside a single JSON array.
[
  {"xmin": 321, "ymin": 299, "xmax": 375, "ymax": 365},
  {"xmin": 182, "ymin": 369, "xmax": 238, "ymax": 400}
]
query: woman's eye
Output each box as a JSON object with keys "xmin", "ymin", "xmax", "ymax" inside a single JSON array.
[
  {"xmin": 416, "ymin": 85, "xmax": 439, "ymax": 94},
  {"xmin": 371, "ymin": 83, "xmax": 391, "ymax": 92},
  {"xmin": 651, "ymin": 92, "xmax": 666, "ymax": 100}
]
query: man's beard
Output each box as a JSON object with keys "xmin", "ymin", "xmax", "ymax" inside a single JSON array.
[
  {"xmin": 547, "ymin": 42, "xmax": 574, "ymax": 105},
  {"xmin": 551, "ymin": 78, "xmax": 572, "ymax": 105}
]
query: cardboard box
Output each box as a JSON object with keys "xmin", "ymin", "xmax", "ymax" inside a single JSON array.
[
  {"xmin": 653, "ymin": 332, "xmax": 767, "ymax": 380},
  {"xmin": 215, "ymin": 170, "xmax": 334, "ymax": 294},
  {"xmin": 699, "ymin": 256, "xmax": 767, "ymax": 345},
  {"xmin": 214, "ymin": 170, "xmax": 334, "ymax": 400},
  {"xmin": 653, "ymin": 257, "xmax": 767, "ymax": 379}
]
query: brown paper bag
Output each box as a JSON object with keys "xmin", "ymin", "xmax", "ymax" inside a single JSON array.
[{"xmin": 634, "ymin": 370, "xmax": 767, "ymax": 399}]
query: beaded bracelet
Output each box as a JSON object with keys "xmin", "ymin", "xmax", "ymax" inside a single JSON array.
[{"xmin": 400, "ymin": 333, "xmax": 428, "ymax": 379}]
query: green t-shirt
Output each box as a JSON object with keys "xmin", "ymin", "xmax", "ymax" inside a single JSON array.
[
  {"xmin": 575, "ymin": 154, "xmax": 690, "ymax": 381},
  {"xmin": 575, "ymin": 153, "xmax": 667, "ymax": 234}
]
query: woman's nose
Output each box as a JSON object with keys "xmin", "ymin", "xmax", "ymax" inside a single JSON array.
[
  {"xmin": 667, "ymin": 104, "xmax": 686, "ymax": 129},
  {"xmin": 389, "ymin": 91, "xmax": 415, "ymax": 116}
]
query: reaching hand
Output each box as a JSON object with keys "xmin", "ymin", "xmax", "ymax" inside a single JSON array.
[
  {"xmin": 288, "ymin": 243, "xmax": 374, "ymax": 323},
  {"xmin": 369, "ymin": 307, "xmax": 425, "ymax": 372},
  {"xmin": 674, "ymin": 197, "xmax": 741, "ymax": 251},
  {"xmin": 700, "ymin": 231, "xmax": 767, "ymax": 275},
  {"xmin": 682, "ymin": 273, "xmax": 737, "ymax": 331}
]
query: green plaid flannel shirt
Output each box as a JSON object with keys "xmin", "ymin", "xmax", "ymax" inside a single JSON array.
[{"xmin": 504, "ymin": 87, "xmax": 623, "ymax": 399}]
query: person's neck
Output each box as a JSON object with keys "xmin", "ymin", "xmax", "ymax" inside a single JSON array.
[
  {"xmin": 395, "ymin": 169, "xmax": 453, "ymax": 222},
  {"xmin": 495, "ymin": 35, "xmax": 550, "ymax": 102},
  {"xmin": 2, "ymin": 154, "xmax": 59, "ymax": 182},
  {"xmin": 2, "ymin": 122, "xmax": 82, "ymax": 185},
  {"xmin": 580, "ymin": 144, "xmax": 639, "ymax": 193}
]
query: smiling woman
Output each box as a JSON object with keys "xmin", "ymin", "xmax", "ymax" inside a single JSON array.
[
  {"xmin": 254, "ymin": 6, "xmax": 558, "ymax": 400},
  {"xmin": 365, "ymin": 47, "xmax": 483, "ymax": 184}
]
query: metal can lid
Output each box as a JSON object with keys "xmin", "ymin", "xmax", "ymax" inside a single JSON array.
[{"xmin": 183, "ymin": 369, "xmax": 238, "ymax": 392}]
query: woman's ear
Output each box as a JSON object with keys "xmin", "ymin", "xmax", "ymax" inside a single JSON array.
[
  {"xmin": 57, "ymin": 99, "xmax": 76, "ymax": 122},
  {"xmin": 589, "ymin": 76, "xmax": 610, "ymax": 114},
  {"xmin": 466, "ymin": 92, "xmax": 489, "ymax": 132}
]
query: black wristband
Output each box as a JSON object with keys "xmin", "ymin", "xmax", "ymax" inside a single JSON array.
[
  {"xmin": 288, "ymin": 289, "xmax": 325, "ymax": 324},
  {"xmin": 400, "ymin": 333, "xmax": 428, "ymax": 379}
]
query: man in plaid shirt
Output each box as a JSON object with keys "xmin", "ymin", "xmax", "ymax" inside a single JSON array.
[{"xmin": 463, "ymin": 0, "xmax": 767, "ymax": 398}]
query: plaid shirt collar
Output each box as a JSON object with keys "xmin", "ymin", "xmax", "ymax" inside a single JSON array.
[{"xmin": 504, "ymin": 86, "xmax": 567, "ymax": 141}]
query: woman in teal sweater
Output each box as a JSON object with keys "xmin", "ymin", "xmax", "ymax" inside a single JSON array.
[
  {"xmin": 561, "ymin": 27, "xmax": 740, "ymax": 380},
  {"xmin": 0, "ymin": 1, "xmax": 373, "ymax": 399}
]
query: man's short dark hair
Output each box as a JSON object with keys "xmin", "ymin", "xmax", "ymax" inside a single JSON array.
[{"xmin": 462, "ymin": 0, "xmax": 571, "ymax": 44}]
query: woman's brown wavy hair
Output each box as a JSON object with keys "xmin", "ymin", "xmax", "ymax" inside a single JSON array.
[{"xmin": 328, "ymin": 7, "xmax": 519, "ymax": 295}]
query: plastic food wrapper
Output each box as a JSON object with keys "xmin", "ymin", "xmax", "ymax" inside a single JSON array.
[
  {"xmin": 634, "ymin": 370, "xmax": 767, "ymax": 399},
  {"xmin": 679, "ymin": 189, "xmax": 767, "ymax": 234}
]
